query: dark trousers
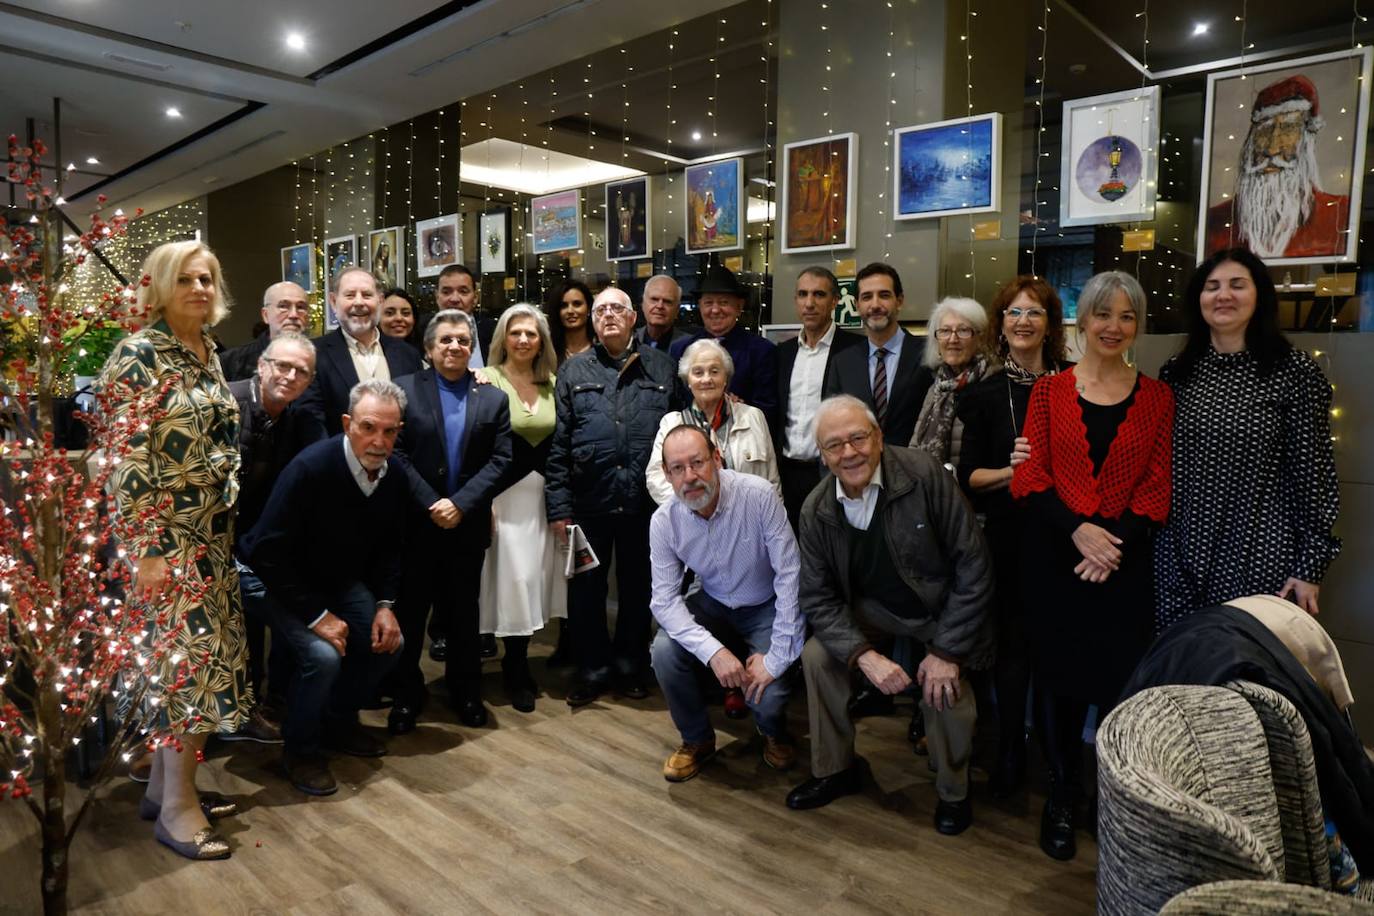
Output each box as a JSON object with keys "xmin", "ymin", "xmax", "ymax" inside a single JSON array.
[
  {"xmin": 569, "ymin": 513, "xmax": 652, "ymax": 683},
  {"xmin": 778, "ymin": 455, "xmax": 823, "ymax": 533},
  {"xmin": 397, "ymin": 530, "xmax": 486, "ymax": 705},
  {"xmin": 987, "ymin": 521, "xmax": 1032, "ymax": 760}
]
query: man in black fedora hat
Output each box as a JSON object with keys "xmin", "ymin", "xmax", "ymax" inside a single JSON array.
[{"xmin": 670, "ymin": 263, "xmax": 778, "ymax": 425}]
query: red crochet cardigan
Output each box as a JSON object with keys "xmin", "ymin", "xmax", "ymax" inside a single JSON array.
[{"xmin": 1010, "ymin": 368, "xmax": 1173, "ymax": 523}]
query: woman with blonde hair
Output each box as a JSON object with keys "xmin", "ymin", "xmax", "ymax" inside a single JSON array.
[
  {"xmin": 477, "ymin": 304, "xmax": 566, "ymax": 710},
  {"xmin": 102, "ymin": 240, "xmax": 249, "ymax": 860}
]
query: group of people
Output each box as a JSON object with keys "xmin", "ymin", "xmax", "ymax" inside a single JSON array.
[{"xmin": 100, "ymin": 239, "xmax": 1340, "ymax": 868}]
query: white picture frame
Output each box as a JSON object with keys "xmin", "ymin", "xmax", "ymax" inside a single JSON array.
[{"xmin": 1059, "ymin": 86, "xmax": 1160, "ymax": 228}]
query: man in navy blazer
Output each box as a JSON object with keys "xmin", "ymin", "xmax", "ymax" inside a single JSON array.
[
  {"xmin": 297, "ymin": 266, "xmax": 422, "ymax": 442},
  {"xmin": 774, "ymin": 266, "xmax": 864, "ymax": 531},
  {"xmin": 390, "ymin": 308, "xmax": 513, "ymax": 733},
  {"xmin": 823, "ymin": 262, "xmax": 932, "ymax": 449},
  {"xmin": 670, "ymin": 264, "xmax": 778, "ymax": 424}
]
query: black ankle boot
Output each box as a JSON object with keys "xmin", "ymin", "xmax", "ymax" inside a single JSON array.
[{"xmin": 1040, "ymin": 797, "xmax": 1077, "ymax": 861}]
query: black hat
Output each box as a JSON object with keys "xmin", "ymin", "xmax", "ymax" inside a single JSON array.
[{"xmin": 697, "ymin": 263, "xmax": 746, "ymax": 298}]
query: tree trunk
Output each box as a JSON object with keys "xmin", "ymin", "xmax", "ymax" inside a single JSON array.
[{"xmin": 38, "ymin": 692, "xmax": 69, "ymax": 916}]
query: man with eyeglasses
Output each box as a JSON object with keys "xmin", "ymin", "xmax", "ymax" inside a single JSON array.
[
  {"xmin": 390, "ymin": 309, "xmax": 513, "ymax": 732},
  {"xmin": 228, "ymin": 332, "xmax": 320, "ymax": 746},
  {"xmin": 648, "ymin": 426, "xmax": 803, "ymax": 782},
  {"xmin": 786, "ymin": 395, "xmax": 993, "ymax": 836},
  {"xmin": 546, "ymin": 286, "xmax": 682, "ymax": 706},
  {"xmin": 222, "ymin": 281, "xmax": 314, "ymax": 381}
]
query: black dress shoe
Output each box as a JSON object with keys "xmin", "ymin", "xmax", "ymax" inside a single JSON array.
[
  {"xmin": 281, "ymin": 753, "xmax": 338, "ymax": 796},
  {"xmin": 428, "ymin": 638, "xmax": 447, "ymax": 662},
  {"xmin": 567, "ymin": 679, "xmax": 607, "ymax": 708},
  {"xmin": 849, "ymin": 686, "xmax": 895, "ymax": 719},
  {"xmin": 323, "ymin": 726, "xmax": 387, "ymax": 758},
  {"xmin": 786, "ymin": 760, "xmax": 865, "ymax": 810},
  {"xmin": 456, "ymin": 699, "xmax": 489, "ymax": 727},
  {"xmin": 506, "ymin": 678, "xmax": 537, "ymax": 713},
  {"xmin": 1040, "ymin": 799, "xmax": 1077, "ymax": 860},
  {"xmin": 387, "ymin": 704, "xmax": 418, "ymax": 735},
  {"xmin": 934, "ymin": 798, "xmax": 973, "ymax": 835},
  {"xmin": 617, "ymin": 674, "xmax": 650, "ymax": 700},
  {"xmin": 480, "ymin": 634, "xmax": 498, "ymax": 658}
]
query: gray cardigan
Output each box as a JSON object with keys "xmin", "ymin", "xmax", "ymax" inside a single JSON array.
[{"xmin": 798, "ymin": 444, "xmax": 995, "ymax": 670}]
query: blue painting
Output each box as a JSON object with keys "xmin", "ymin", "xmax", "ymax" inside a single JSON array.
[
  {"xmin": 531, "ymin": 190, "xmax": 581, "ymax": 254},
  {"xmin": 894, "ymin": 114, "xmax": 1001, "ymax": 220},
  {"xmin": 685, "ymin": 157, "xmax": 743, "ymax": 253},
  {"xmin": 1074, "ymin": 135, "xmax": 1143, "ymax": 203},
  {"xmin": 280, "ymin": 242, "xmax": 314, "ymax": 293}
]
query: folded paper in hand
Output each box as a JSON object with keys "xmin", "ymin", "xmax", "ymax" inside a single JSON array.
[{"xmin": 564, "ymin": 524, "xmax": 600, "ymax": 578}]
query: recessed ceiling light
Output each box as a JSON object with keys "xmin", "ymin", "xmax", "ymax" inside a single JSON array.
[
  {"xmin": 691, "ymin": 130, "xmax": 702, "ymax": 141},
  {"xmin": 165, "ymin": 107, "xmax": 182, "ymax": 118},
  {"xmin": 286, "ymin": 32, "xmax": 306, "ymax": 51},
  {"xmin": 86, "ymin": 156, "xmax": 99, "ymax": 165},
  {"xmin": 1192, "ymin": 22, "xmax": 1209, "ymax": 36}
]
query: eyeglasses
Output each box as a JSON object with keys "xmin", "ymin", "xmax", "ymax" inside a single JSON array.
[
  {"xmin": 1006, "ymin": 307, "xmax": 1047, "ymax": 320},
  {"xmin": 593, "ymin": 302, "xmax": 633, "ymax": 316},
  {"xmin": 934, "ymin": 326, "xmax": 976, "ymax": 340},
  {"xmin": 272, "ymin": 301, "xmax": 310, "ymax": 314},
  {"xmin": 440, "ymin": 336, "xmax": 473, "ymax": 349},
  {"xmin": 664, "ymin": 457, "xmax": 710, "ymax": 478},
  {"xmin": 261, "ymin": 357, "xmax": 312, "ymax": 379},
  {"xmin": 819, "ymin": 430, "xmax": 874, "ymax": 456}
]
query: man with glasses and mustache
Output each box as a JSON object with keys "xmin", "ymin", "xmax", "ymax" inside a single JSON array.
[
  {"xmin": 221, "ymin": 281, "xmax": 313, "ymax": 381},
  {"xmin": 648, "ymin": 426, "xmax": 802, "ymax": 782},
  {"xmin": 1204, "ymin": 75, "xmax": 1351, "ymax": 260},
  {"xmin": 786, "ymin": 395, "xmax": 993, "ymax": 836},
  {"xmin": 297, "ymin": 267, "xmax": 422, "ymax": 441},
  {"xmin": 546, "ymin": 286, "xmax": 682, "ymax": 706}
]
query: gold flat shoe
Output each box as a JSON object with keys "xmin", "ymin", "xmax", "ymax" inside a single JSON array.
[
  {"xmin": 139, "ymin": 792, "xmax": 238, "ymax": 822},
  {"xmin": 154, "ymin": 820, "xmax": 231, "ymax": 861}
]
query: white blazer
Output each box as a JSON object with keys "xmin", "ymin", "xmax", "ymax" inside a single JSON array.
[{"xmin": 645, "ymin": 402, "xmax": 781, "ymax": 505}]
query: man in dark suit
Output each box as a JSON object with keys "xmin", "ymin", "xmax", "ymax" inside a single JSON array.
[
  {"xmin": 220, "ymin": 281, "xmax": 311, "ymax": 381},
  {"xmin": 670, "ymin": 264, "xmax": 778, "ymax": 424},
  {"xmin": 634, "ymin": 274, "xmax": 692, "ymax": 353},
  {"xmin": 436, "ymin": 264, "xmax": 497, "ymax": 367},
  {"xmin": 823, "ymin": 262, "xmax": 931, "ymax": 448},
  {"xmin": 297, "ymin": 266, "xmax": 423, "ymax": 442},
  {"xmin": 391, "ymin": 309, "xmax": 513, "ymax": 732},
  {"xmin": 774, "ymin": 266, "xmax": 864, "ymax": 531},
  {"xmin": 241, "ymin": 379, "xmax": 408, "ymax": 796}
]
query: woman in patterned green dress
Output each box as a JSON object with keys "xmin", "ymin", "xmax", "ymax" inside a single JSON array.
[{"xmin": 102, "ymin": 240, "xmax": 248, "ymax": 860}]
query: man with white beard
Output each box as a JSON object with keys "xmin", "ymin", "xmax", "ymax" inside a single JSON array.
[
  {"xmin": 1204, "ymin": 75, "xmax": 1351, "ymax": 259},
  {"xmin": 297, "ymin": 266, "xmax": 422, "ymax": 441}
]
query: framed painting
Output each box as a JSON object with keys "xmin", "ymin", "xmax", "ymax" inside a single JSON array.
[
  {"xmin": 1197, "ymin": 46, "xmax": 1372, "ymax": 265},
  {"xmin": 415, "ymin": 213, "xmax": 459, "ymax": 278},
  {"xmin": 605, "ymin": 176, "xmax": 651, "ymax": 261},
  {"xmin": 1060, "ymin": 86, "xmax": 1160, "ymax": 228},
  {"xmin": 480, "ymin": 210, "xmax": 509, "ymax": 274},
  {"xmin": 893, "ymin": 113, "xmax": 1001, "ymax": 220},
  {"xmin": 684, "ymin": 157, "xmax": 744, "ymax": 254},
  {"xmin": 367, "ymin": 226, "xmax": 404, "ymax": 289},
  {"xmin": 531, "ymin": 190, "xmax": 581, "ymax": 255},
  {"xmin": 781, "ymin": 132, "xmax": 857, "ymax": 252},
  {"xmin": 280, "ymin": 242, "xmax": 314, "ymax": 293}
]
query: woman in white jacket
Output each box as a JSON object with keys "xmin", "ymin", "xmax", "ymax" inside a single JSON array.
[{"xmin": 646, "ymin": 337, "xmax": 780, "ymax": 505}]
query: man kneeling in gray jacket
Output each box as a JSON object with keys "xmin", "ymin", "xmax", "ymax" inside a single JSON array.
[{"xmin": 786, "ymin": 395, "xmax": 993, "ymax": 835}]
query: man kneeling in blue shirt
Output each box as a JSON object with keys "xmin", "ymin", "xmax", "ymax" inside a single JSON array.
[{"xmin": 648, "ymin": 425, "xmax": 803, "ymax": 782}]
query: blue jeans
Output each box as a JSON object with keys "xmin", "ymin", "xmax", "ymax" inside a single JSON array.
[
  {"xmin": 239, "ymin": 566, "xmax": 401, "ymax": 756},
  {"xmin": 650, "ymin": 590, "xmax": 791, "ymax": 744}
]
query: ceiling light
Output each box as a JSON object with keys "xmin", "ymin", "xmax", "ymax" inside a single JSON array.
[
  {"xmin": 165, "ymin": 107, "xmax": 182, "ymax": 118},
  {"xmin": 286, "ymin": 32, "xmax": 306, "ymax": 51},
  {"xmin": 691, "ymin": 130, "xmax": 702, "ymax": 141},
  {"xmin": 1192, "ymin": 22, "xmax": 1209, "ymax": 36},
  {"xmin": 86, "ymin": 156, "xmax": 99, "ymax": 165}
]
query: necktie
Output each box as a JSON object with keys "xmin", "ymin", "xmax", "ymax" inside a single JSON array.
[{"xmin": 872, "ymin": 347, "xmax": 889, "ymax": 427}]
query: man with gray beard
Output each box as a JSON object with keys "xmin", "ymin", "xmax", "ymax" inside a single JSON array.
[{"xmin": 1204, "ymin": 74, "xmax": 1350, "ymax": 259}]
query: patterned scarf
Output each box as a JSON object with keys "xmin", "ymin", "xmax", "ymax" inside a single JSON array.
[
  {"xmin": 683, "ymin": 398, "xmax": 733, "ymax": 468},
  {"xmin": 911, "ymin": 353, "xmax": 989, "ymax": 464},
  {"xmin": 1003, "ymin": 356, "xmax": 1058, "ymax": 387}
]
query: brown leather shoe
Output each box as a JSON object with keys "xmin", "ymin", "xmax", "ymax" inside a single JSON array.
[
  {"xmin": 662, "ymin": 742, "xmax": 716, "ymax": 782},
  {"xmin": 763, "ymin": 734, "xmax": 797, "ymax": 771}
]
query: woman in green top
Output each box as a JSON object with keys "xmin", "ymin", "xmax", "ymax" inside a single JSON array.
[{"xmin": 478, "ymin": 304, "xmax": 566, "ymax": 711}]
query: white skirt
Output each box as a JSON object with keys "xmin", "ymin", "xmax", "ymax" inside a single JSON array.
[{"xmin": 478, "ymin": 470, "xmax": 568, "ymax": 636}]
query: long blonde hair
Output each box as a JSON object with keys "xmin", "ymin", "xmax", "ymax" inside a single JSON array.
[
  {"xmin": 137, "ymin": 240, "xmax": 232, "ymax": 327},
  {"xmin": 489, "ymin": 303, "xmax": 558, "ymax": 384}
]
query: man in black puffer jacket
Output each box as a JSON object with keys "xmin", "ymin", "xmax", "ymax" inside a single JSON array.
[{"xmin": 546, "ymin": 286, "xmax": 683, "ymax": 707}]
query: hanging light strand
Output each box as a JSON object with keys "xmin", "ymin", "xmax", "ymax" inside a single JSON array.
[
  {"xmin": 880, "ymin": 0, "xmax": 897, "ymax": 260},
  {"xmin": 758, "ymin": 0, "xmax": 775, "ymax": 297},
  {"xmin": 963, "ymin": 0, "xmax": 978, "ymax": 291},
  {"xmin": 1029, "ymin": 0, "xmax": 1050, "ymax": 272},
  {"xmin": 660, "ymin": 30, "xmax": 677, "ymax": 273}
]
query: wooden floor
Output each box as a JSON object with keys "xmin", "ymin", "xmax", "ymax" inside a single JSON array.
[{"xmin": 0, "ymin": 642, "xmax": 1098, "ymax": 915}]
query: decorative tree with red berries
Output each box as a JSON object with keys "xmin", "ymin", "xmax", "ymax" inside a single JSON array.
[{"xmin": 0, "ymin": 136, "xmax": 210, "ymax": 914}]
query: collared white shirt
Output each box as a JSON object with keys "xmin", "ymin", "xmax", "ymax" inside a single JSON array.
[
  {"xmin": 344, "ymin": 328, "xmax": 389, "ymax": 383},
  {"xmin": 836, "ymin": 463, "xmax": 884, "ymax": 531},
  {"xmin": 783, "ymin": 321, "xmax": 836, "ymax": 460},
  {"xmin": 342, "ymin": 435, "xmax": 388, "ymax": 497},
  {"xmin": 867, "ymin": 329, "xmax": 905, "ymax": 394},
  {"xmin": 467, "ymin": 317, "xmax": 485, "ymax": 369}
]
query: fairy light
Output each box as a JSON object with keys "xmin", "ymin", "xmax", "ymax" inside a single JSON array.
[
  {"xmin": 660, "ymin": 29, "xmax": 678, "ymax": 273},
  {"xmin": 381, "ymin": 126, "xmax": 392, "ymax": 227},
  {"xmin": 880, "ymin": 0, "xmax": 897, "ymax": 260},
  {"xmin": 758, "ymin": 0, "xmax": 775, "ymax": 297},
  {"xmin": 293, "ymin": 160, "xmax": 303, "ymax": 242},
  {"xmin": 963, "ymin": 0, "xmax": 978, "ymax": 290},
  {"xmin": 1029, "ymin": 0, "xmax": 1050, "ymax": 274},
  {"xmin": 517, "ymin": 82, "xmax": 530, "ymax": 297}
]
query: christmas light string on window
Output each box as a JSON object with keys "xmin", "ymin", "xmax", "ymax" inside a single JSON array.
[
  {"xmin": 1132, "ymin": 2, "xmax": 1149, "ymax": 287},
  {"xmin": 518, "ymin": 82, "xmax": 530, "ymax": 296},
  {"xmin": 659, "ymin": 29, "xmax": 678, "ymax": 274},
  {"xmin": 962, "ymin": 0, "xmax": 979, "ymax": 290},
  {"xmin": 381, "ymin": 126, "xmax": 392, "ymax": 229},
  {"xmin": 818, "ymin": 1, "xmax": 839, "ymax": 270},
  {"xmin": 436, "ymin": 108, "xmax": 445, "ymax": 218},
  {"xmin": 758, "ymin": 0, "xmax": 775, "ymax": 300},
  {"xmin": 1028, "ymin": 0, "xmax": 1050, "ymax": 274},
  {"xmin": 293, "ymin": 160, "xmax": 303, "ymax": 243},
  {"xmin": 880, "ymin": 0, "xmax": 897, "ymax": 260}
]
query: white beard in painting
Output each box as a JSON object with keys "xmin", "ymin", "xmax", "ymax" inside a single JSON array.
[{"xmin": 1233, "ymin": 126, "xmax": 1322, "ymax": 258}]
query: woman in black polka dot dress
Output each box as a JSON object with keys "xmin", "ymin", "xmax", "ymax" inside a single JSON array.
[{"xmin": 1154, "ymin": 248, "xmax": 1341, "ymax": 631}]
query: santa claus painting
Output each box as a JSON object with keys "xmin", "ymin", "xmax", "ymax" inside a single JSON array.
[{"xmin": 1200, "ymin": 49, "xmax": 1372, "ymax": 265}]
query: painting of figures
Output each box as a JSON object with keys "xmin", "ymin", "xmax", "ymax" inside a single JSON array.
[
  {"xmin": 531, "ymin": 190, "xmax": 581, "ymax": 255},
  {"xmin": 782, "ymin": 133, "xmax": 856, "ymax": 252},
  {"xmin": 685, "ymin": 157, "xmax": 743, "ymax": 254}
]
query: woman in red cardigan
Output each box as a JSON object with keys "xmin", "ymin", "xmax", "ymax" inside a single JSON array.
[{"xmin": 1010, "ymin": 270, "xmax": 1173, "ymax": 862}]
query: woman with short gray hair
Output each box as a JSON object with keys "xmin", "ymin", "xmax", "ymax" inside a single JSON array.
[{"xmin": 909, "ymin": 296, "xmax": 993, "ymax": 465}]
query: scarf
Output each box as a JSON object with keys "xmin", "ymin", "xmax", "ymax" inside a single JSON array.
[
  {"xmin": 910, "ymin": 353, "xmax": 989, "ymax": 464},
  {"xmin": 683, "ymin": 398, "xmax": 733, "ymax": 468}
]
